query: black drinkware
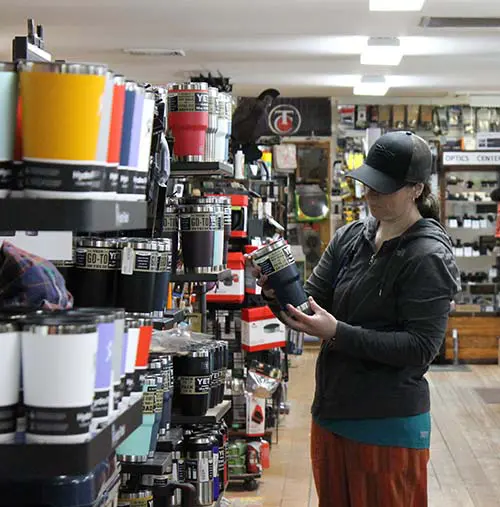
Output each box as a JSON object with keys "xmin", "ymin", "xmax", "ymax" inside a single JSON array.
[
  {"xmin": 150, "ymin": 352, "xmax": 174, "ymax": 434},
  {"xmin": 116, "ymin": 239, "xmax": 159, "ymax": 312},
  {"xmin": 185, "ymin": 435, "xmax": 214, "ymax": 506},
  {"xmin": 73, "ymin": 238, "xmax": 120, "ymax": 307},
  {"xmin": 251, "ymin": 238, "xmax": 311, "ymax": 313},
  {"xmin": 162, "ymin": 198, "xmax": 179, "ymax": 272},
  {"xmin": 209, "ymin": 344, "xmax": 219, "ymax": 409},
  {"xmin": 152, "ymin": 238, "xmax": 173, "ymax": 314},
  {"xmin": 174, "ymin": 349, "xmax": 211, "ymax": 417},
  {"xmin": 179, "ymin": 202, "xmax": 217, "ymax": 273},
  {"xmin": 218, "ymin": 341, "xmax": 228, "ymax": 405}
]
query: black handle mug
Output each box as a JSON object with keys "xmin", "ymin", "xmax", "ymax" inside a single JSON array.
[
  {"xmin": 153, "ymin": 482, "xmax": 197, "ymax": 507},
  {"xmin": 251, "ymin": 239, "xmax": 311, "ymax": 314}
]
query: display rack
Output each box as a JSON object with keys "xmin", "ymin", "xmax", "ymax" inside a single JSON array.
[
  {"xmin": 171, "ymin": 400, "xmax": 232, "ymax": 425},
  {"xmin": 0, "ymin": 199, "xmax": 147, "ymax": 232},
  {"xmin": 171, "ymin": 270, "xmax": 233, "ymax": 284},
  {"xmin": 0, "ymin": 399, "xmax": 142, "ymax": 479},
  {"xmin": 171, "ymin": 162, "xmax": 233, "ymax": 178}
]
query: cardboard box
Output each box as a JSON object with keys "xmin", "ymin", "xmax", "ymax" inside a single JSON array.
[
  {"xmin": 207, "ymin": 252, "xmax": 245, "ymax": 304},
  {"xmin": 241, "ymin": 306, "xmax": 285, "ymax": 352}
]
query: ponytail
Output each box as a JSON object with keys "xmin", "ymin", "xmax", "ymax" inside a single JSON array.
[{"xmin": 416, "ymin": 183, "xmax": 440, "ymax": 221}]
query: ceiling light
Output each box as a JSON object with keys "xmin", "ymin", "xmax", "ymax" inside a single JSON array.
[
  {"xmin": 369, "ymin": 0, "xmax": 426, "ymax": 12},
  {"xmin": 353, "ymin": 76, "xmax": 389, "ymax": 96},
  {"xmin": 360, "ymin": 37, "xmax": 402, "ymax": 66}
]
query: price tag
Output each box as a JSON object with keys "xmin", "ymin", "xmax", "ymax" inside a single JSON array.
[{"xmin": 121, "ymin": 247, "xmax": 135, "ymax": 275}]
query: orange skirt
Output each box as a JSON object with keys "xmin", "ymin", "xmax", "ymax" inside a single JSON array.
[{"xmin": 310, "ymin": 419, "xmax": 429, "ymax": 507}]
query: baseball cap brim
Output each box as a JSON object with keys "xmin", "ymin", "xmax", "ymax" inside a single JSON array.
[{"xmin": 347, "ymin": 163, "xmax": 406, "ymax": 195}]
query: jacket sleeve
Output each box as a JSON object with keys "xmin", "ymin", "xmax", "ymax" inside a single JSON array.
[{"xmin": 333, "ymin": 250, "xmax": 460, "ymax": 368}]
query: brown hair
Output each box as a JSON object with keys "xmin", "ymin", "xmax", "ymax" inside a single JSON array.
[{"xmin": 415, "ymin": 183, "xmax": 440, "ymax": 221}]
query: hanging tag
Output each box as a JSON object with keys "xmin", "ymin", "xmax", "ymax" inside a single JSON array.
[{"xmin": 121, "ymin": 247, "xmax": 135, "ymax": 275}]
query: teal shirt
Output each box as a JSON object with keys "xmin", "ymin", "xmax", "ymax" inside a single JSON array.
[{"xmin": 316, "ymin": 412, "xmax": 431, "ymax": 449}]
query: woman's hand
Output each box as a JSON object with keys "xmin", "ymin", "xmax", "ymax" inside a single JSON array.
[
  {"xmin": 281, "ymin": 297, "xmax": 338, "ymax": 341},
  {"xmin": 244, "ymin": 255, "xmax": 276, "ymax": 300}
]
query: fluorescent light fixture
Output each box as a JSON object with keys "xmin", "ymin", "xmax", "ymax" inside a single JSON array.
[
  {"xmin": 369, "ymin": 0, "xmax": 426, "ymax": 11},
  {"xmin": 360, "ymin": 37, "xmax": 402, "ymax": 66},
  {"xmin": 353, "ymin": 76, "xmax": 389, "ymax": 96}
]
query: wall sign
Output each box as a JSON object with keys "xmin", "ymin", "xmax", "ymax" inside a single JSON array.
[
  {"xmin": 242, "ymin": 97, "xmax": 332, "ymax": 137},
  {"xmin": 442, "ymin": 151, "xmax": 500, "ymax": 166}
]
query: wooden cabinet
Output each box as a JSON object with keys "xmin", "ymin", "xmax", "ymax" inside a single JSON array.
[{"xmin": 445, "ymin": 315, "xmax": 500, "ymax": 363}]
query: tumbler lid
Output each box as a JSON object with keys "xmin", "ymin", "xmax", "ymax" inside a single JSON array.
[
  {"xmin": 19, "ymin": 61, "xmax": 108, "ymax": 75},
  {"xmin": 113, "ymin": 74, "xmax": 125, "ymax": 85},
  {"xmin": 22, "ymin": 314, "xmax": 97, "ymax": 334},
  {"xmin": 76, "ymin": 237, "xmax": 119, "ymax": 249},
  {"xmin": 74, "ymin": 308, "xmax": 116, "ymax": 323},
  {"xmin": 0, "ymin": 322, "xmax": 16, "ymax": 333},
  {"xmin": 120, "ymin": 239, "xmax": 159, "ymax": 251},
  {"xmin": 0, "ymin": 62, "xmax": 16, "ymax": 72},
  {"xmin": 252, "ymin": 238, "xmax": 288, "ymax": 259}
]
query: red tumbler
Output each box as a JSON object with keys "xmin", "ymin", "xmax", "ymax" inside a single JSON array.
[{"xmin": 168, "ymin": 82, "xmax": 209, "ymax": 161}]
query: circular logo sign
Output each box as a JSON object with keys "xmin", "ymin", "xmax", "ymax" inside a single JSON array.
[{"xmin": 268, "ymin": 104, "xmax": 302, "ymax": 136}]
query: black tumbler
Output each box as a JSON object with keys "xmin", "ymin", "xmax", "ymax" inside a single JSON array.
[
  {"xmin": 72, "ymin": 237, "xmax": 120, "ymax": 307},
  {"xmin": 162, "ymin": 198, "xmax": 179, "ymax": 273},
  {"xmin": 252, "ymin": 238, "xmax": 311, "ymax": 314},
  {"xmin": 152, "ymin": 238, "xmax": 173, "ymax": 314},
  {"xmin": 116, "ymin": 239, "xmax": 158, "ymax": 313},
  {"xmin": 209, "ymin": 344, "xmax": 220, "ymax": 409},
  {"xmin": 174, "ymin": 348, "xmax": 212, "ymax": 417},
  {"xmin": 179, "ymin": 202, "xmax": 217, "ymax": 273}
]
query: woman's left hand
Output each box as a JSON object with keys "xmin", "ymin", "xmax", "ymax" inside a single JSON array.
[{"xmin": 280, "ymin": 297, "xmax": 338, "ymax": 341}]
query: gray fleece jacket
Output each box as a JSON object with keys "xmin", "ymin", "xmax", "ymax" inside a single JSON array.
[{"xmin": 276, "ymin": 217, "xmax": 460, "ymax": 420}]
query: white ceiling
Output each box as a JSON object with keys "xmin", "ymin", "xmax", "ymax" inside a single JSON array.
[{"xmin": 2, "ymin": 0, "xmax": 500, "ymax": 98}]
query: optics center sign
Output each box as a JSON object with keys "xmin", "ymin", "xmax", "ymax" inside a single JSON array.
[
  {"xmin": 268, "ymin": 104, "xmax": 302, "ymax": 136},
  {"xmin": 442, "ymin": 151, "xmax": 500, "ymax": 166}
]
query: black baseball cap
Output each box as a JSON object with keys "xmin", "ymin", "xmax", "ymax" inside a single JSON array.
[{"xmin": 347, "ymin": 131, "xmax": 433, "ymax": 195}]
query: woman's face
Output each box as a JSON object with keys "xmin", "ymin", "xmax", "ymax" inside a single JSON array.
[{"xmin": 365, "ymin": 184, "xmax": 422, "ymax": 222}]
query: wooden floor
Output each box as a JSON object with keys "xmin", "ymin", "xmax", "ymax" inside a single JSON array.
[{"xmin": 225, "ymin": 347, "xmax": 500, "ymax": 507}]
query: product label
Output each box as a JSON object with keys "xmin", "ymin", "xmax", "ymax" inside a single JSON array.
[
  {"xmin": 0, "ymin": 404, "xmax": 17, "ymax": 434},
  {"xmin": 186, "ymin": 457, "xmax": 212, "ymax": 482},
  {"xmin": 154, "ymin": 384, "xmax": 164, "ymax": 414},
  {"xmin": 255, "ymin": 245, "xmax": 295, "ymax": 277},
  {"xmin": 175, "ymin": 457, "xmax": 185, "ymax": 482},
  {"xmin": 24, "ymin": 162, "xmax": 107, "ymax": 193},
  {"xmin": 26, "ymin": 405, "xmax": 92, "ymax": 436},
  {"xmin": 117, "ymin": 170, "xmax": 130, "ymax": 194},
  {"xmin": 125, "ymin": 372, "xmax": 135, "ymax": 397},
  {"xmin": 75, "ymin": 247, "xmax": 120, "ymax": 270},
  {"xmin": 113, "ymin": 383, "xmax": 122, "ymax": 410},
  {"xmin": 208, "ymin": 94, "xmax": 217, "ymax": 115},
  {"xmin": 142, "ymin": 386, "xmax": 156, "ymax": 415},
  {"xmin": 156, "ymin": 252, "xmax": 169, "ymax": 273},
  {"xmin": 92, "ymin": 390, "xmax": 110, "ymax": 419},
  {"xmin": 180, "ymin": 213, "xmax": 218, "ymax": 232},
  {"xmin": 178, "ymin": 375, "xmax": 211, "ymax": 395},
  {"xmin": 106, "ymin": 166, "xmax": 119, "ymax": 192},
  {"xmin": 173, "ymin": 90, "xmax": 209, "ymax": 113},
  {"xmin": 168, "ymin": 93, "xmax": 178, "ymax": 113},
  {"xmin": 218, "ymin": 445, "xmax": 225, "ymax": 473},
  {"xmin": 0, "ymin": 162, "xmax": 13, "ymax": 190},
  {"xmin": 163, "ymin": 213, "xmax": 178, "ymax": 233},
  {"xmin": 213, "ymin": 448, "xmax": 219, "ymax": 477}
]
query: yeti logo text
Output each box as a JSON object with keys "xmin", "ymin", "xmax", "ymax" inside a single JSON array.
[{"xmin": 269, "ymin": 104, "xmax": 302, "ymax": 136}]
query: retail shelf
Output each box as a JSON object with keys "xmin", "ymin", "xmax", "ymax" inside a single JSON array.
[
  {"xmin": 0, "ymin": 198, "xmax": 147, "ymax": 232},
  {"xmin": 120, "ymin": 452, "xmax": 172, "ymax": 476},
  {"xmin": 171, "ymin": 162, "xmax": 234, "ymax": 178},
  {"xmin": 171, "ymin": 400, "xmax": 232, "ymax": 426},
  {"xmin": 171, "ymin": 269, "xmax": 232, "ymax": 284},
  {"xmin": 156, "ymin": 428, "xmax": 184, "ymax": 452},
  {"xmin": 0, "ymin": 398, "xmax": 142, "ymax": 479}
]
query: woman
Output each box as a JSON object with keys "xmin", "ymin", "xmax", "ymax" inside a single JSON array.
[{"xmin": 251, "ymin": 131, "xmax": 460, "ymax": 507}]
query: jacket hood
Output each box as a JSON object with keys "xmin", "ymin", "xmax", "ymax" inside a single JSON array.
[
  {"xmin": 362, "ymin": 216, "xmax": 460, "ymax": 297},
  {"xmin": 363, "ymin": 216, "xmax": 454, "ymax": 255}
]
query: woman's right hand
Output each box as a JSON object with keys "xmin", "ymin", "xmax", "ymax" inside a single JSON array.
[{"xmin": 244, "ymin": 255, "xmax": 276, "ymax": 300}]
